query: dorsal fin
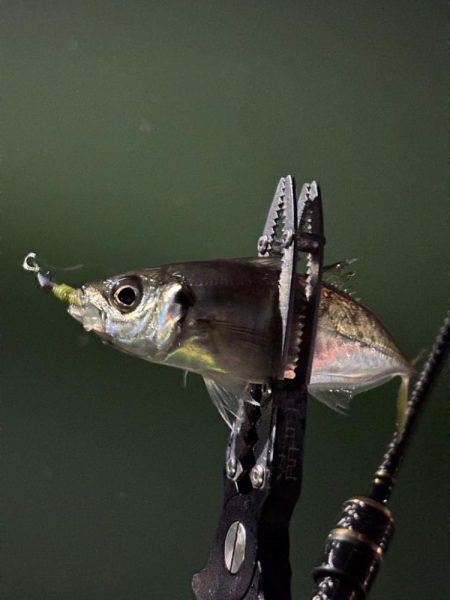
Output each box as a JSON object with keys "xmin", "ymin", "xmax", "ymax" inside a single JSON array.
[{"xmin": 322, "ymin": 259, "xmax": 357, "ymax": 296}]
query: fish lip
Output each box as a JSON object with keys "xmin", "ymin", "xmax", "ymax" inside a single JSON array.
[
  {"xmin": 67, "ymin": 295, "xmax": 104, "ymax": 334},
  {"xmin": 67, "ymin": 304, "xmax": 86, "ymax": 326}
]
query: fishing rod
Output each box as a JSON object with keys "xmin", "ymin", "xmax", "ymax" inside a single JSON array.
[{"xmin": 310, "ymin": 310, "xmax": 450, "ymax": 599}]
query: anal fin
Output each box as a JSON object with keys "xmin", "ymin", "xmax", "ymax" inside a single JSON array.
[{"xmin": 309, "ymin": 388, "xmax": 353, "ymax": 414}]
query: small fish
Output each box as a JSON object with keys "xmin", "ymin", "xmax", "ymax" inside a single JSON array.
[{"xmin": 23, "ymin": 253, "xmax": 412, "ymax": 427}]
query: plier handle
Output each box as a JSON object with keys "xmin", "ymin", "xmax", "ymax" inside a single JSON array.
[{"xmin": 192, "ymin": 176, "xmax": 325, "ymax": 600}]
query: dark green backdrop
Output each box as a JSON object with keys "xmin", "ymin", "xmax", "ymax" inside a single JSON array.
[{"xmin": 2, "ymin": 2, "xmax": 448, "ymax": 599}]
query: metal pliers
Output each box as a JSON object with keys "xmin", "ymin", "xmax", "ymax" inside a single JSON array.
[{"xmin": 192, "ymin": 175, "xmax": 325, "ymax": 600}]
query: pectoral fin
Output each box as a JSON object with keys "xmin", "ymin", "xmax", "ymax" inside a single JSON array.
[{"xmin": 203, "ymin": 375, "xmax": 258, "ymax": 428}]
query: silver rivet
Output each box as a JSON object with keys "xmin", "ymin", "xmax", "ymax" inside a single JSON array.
[
  {"xmin": 224, "ymin": 521, "xmax": 246, "ymax": 574},
  {"xmin": 226, "ymin": 458, "xmax": 237, "ymax": 479},
  {"xmin": 250, "ymin": 465, "xmax": 265, "ymax": 488},
  {"xmin": 257, "ymin": 235, "xmax": 269, "ymax": 254}
]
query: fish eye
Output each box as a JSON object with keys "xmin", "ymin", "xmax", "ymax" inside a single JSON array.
[{"xmin": 111, "ymin": 277, "xmax": 142, "ymax": 312}]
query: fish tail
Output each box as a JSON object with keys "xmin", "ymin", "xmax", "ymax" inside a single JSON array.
[{"xmin": 396, "ymin": 376, "xmax": 410, "ymax": 433}]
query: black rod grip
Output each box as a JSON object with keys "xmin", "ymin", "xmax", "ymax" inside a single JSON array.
[{"xmin": 311, "ymin": 497, "xmax": 394, "ymax": 599}]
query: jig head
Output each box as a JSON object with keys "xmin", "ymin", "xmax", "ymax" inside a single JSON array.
[{"xmin": 23, "ymin": 252, "xmax": 82, "ymax": 306}]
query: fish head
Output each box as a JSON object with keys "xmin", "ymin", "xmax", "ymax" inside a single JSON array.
[{"xmin": 66, "ymin": 269, "xmax": 189, "ymax": 362}]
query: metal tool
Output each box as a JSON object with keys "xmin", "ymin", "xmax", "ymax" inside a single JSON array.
[{"xmin": 192, "ymin": 175, "xmax": 325, "ymax": 600}]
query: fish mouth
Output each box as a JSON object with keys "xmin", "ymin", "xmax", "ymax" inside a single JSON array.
[{"xmin": 68, "ymin": 300, "xmax": 104, "ymax": 334}]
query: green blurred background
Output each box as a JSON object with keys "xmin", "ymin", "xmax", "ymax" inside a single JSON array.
[{"xmin": 1, "ymin": 1, "xmax": 448, "ymax": 598}]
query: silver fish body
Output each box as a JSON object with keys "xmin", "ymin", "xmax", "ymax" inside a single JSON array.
[{"xmin": 67, "ymin": 258, "xmax": 411, "ymax": 421}]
